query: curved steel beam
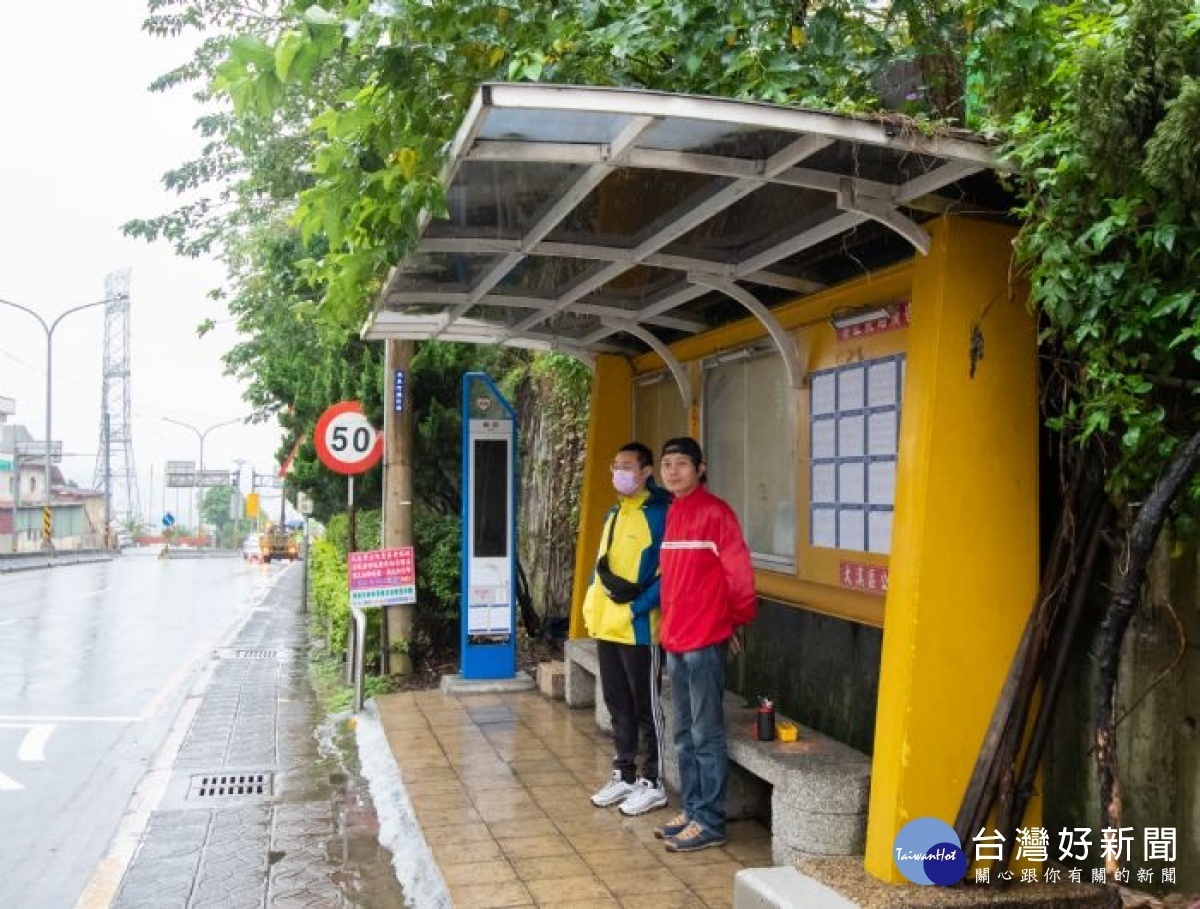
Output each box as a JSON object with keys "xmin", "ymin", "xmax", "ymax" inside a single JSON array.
[
  {"xmin": 604, "ymin": 319, "xmax": 692, "ymax": 410},
  {"xmin": 688, "ymin": 276, "xmax": 805, "ymax": 389},
  {"xmin": 837, "ymin": 177, "xmax": 931, "ymax": 255}
]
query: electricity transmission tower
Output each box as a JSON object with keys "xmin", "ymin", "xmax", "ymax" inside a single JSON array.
[{"xmin": 93, "ymin": 270, "xmax": 140, "ymax": 532}]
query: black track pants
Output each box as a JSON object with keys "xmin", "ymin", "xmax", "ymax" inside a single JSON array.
[{"xmin": 596, "ymin": 639, "xmax": 664, "ymax": 784}]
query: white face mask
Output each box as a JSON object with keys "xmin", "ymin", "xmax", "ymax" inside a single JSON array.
[{"xmin": 612, "ymin": 468, "xmax": 642, "ymax": 496}]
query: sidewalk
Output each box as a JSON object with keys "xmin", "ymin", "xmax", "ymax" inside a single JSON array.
[
  {"xmin": 107, "ymin": 564, "xmax": 405, "ymax": 909},
  {"xmin": 367, "ymin": 687, "xmax": 772, "ymax": 909}
]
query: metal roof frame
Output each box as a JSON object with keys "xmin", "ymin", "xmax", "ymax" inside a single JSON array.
[{"xmin": 364, "ymin": 83, "xmax": 998, "ymax": 371}]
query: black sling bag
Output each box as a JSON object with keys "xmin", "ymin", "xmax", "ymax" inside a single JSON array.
[{"xmin": 595, "ymin": 510, "xmax": 646, "ymax": 604}]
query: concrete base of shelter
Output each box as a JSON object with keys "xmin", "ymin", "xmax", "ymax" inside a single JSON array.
[
  {"xmin": 734, "ymin": 866, "xmax": 860, "ymax": 909},
  {"xmin": 438, "ymin": 671, "xmax": 536, "ymax": 695},
  {"xmin": 791, "ymin": 856, "xmax": 1114, "ymax": 909}
]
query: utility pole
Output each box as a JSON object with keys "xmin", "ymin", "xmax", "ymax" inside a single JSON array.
[
  {"xmin": 383, "ymin": 339, "xmax": 415, "ymax": 675},
  {"xmin": 102, "ymin": 412, "xmax": 112, "ymax": 547}
]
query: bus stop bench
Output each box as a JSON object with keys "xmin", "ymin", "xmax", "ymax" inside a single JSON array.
[{"xmin": 565, "ymin": 638, "xmax": 870, "ymax": 865}]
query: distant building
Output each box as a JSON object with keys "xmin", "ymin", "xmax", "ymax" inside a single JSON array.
[{"xmin": 0, "ymin": 418, "xmax": 105, "ymax": 552}]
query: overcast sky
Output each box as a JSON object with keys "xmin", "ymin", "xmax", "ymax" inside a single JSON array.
[{"xmin": 0, "ymin": 2, "xmax": 286, "ymax": 527}]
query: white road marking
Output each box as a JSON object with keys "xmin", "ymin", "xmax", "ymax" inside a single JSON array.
[
  {"xmin": 0, "ymin": 715, "xmax": 139, "ymax": 723},
  {"xmin": 0, "ymin": 722, "xmax": 56, "ymax": 790},
  {"xmin": 63, "ymin": 585, "xmax": 111, "ymax": 603},
  {"xmin": 0, "ymin": 723, "xmax": 55, "ymax": 762},
  {"xmin": 17, "ymin": 724, "xmax": 54, "ymax": 762}
]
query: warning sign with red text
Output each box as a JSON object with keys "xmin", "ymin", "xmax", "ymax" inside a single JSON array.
[{"xmin": 348, "ymin": 547, "xmax": 416, "ymax": 607}]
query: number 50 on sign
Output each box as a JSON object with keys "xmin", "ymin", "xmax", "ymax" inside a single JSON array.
[{"xmin": 314, "ymin": 401, "xmax": 384, "ymax": 475}]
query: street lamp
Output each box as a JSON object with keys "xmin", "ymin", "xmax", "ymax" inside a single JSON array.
[
  {"xmin": 162, "ymin": 416, "xmax": 243, "ymax": 548},
  {"xmin": 0, "ymin": 296, "xmax": 119, "ymax": 550}
]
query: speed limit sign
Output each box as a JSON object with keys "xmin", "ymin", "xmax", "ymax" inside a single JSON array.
[{"xmin": 314, "ymin": 401, "xmax": 384, "ymax": 475}]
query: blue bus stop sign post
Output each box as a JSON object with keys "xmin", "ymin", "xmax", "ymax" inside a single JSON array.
[{"xmin": 460, "ymin": 372, "xmax": 518, "ymax": 680}]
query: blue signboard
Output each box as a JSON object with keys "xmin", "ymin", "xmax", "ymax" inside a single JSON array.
[
  {"xmin": 162, "ymin": 512, "xmax": 176, "ymax": 528},
  {"xmin": 460, "ymin": 372, "xmax": 518, "ymax": 680},
  {"xmin": 393, "ymin": 368, "xmax": 406, "ymax": 413}
]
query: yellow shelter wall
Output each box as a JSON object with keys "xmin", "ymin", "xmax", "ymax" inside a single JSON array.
[
  {"xmin": 864, "ymin": 217, "xmax": 1040, "ymax": 880},
  {"xmin": 567, "ymin": 216, "xmax": 1040, "ymax": 885}
]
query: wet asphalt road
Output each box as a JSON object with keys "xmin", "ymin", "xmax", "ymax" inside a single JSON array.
[{"xmin": 0, "ymin": 551, "xmax": 280, "ymax": 909}]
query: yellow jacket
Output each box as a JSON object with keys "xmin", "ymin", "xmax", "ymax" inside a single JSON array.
[{"xmin": 581, "ymin": 483, "xmax": 669, "ymax": 645}]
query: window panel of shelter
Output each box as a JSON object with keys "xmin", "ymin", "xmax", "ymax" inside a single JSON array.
[
  {"xmin": 701, "ymin": 350, "xmax": 796, "ymax": 571},
  {"xmin": 634, "ymin": 372, "xmax": 690, "ymax": 469},
  {"xmin": 703, "ymin": 357, "xmax": 747, "ymax": 520}
]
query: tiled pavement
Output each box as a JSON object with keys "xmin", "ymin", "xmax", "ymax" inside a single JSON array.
[
  {"xmin": 105, "ymin": 560, "xmax": 767, "ymax": 909},
  {"xmin": 111, "ymin": 565, "xmax": 405, "ymax": 909},
  {"xmin": 372, "ymin": 689, "xmax": 772, "ymax": 909}
]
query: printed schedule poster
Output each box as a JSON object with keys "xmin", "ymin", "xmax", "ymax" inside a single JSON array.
[{"xmin": 467, "ymin": 585, "xmax": 512, "ymax": 635}]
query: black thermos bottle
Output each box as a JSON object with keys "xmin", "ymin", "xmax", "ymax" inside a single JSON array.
[{"xmin": 756, "ymin": 697, "xmax": 776, "ymax": 741}]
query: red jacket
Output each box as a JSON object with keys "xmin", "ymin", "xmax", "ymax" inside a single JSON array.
[{"xmin": 659, "ymin": 485, "xmax": 757, "ymax": 653}]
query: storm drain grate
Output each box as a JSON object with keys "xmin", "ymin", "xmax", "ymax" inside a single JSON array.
[
  {"xmin": 187, "ymin": 771, "xmax": 274, "ymax": 800},
  {"xmin": 214, "ymin": 648, "xmax": 280, "ymax": 659}
]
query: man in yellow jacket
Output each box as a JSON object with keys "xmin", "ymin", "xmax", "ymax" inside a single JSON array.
[{"xmin": 582, "ymin": 442, "xmax": 671, "ymax": 816}]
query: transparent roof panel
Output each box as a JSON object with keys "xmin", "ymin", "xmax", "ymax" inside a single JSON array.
[
  {"xmin": 389, "ymin": 252, "xmax": 506, "ymax": 293},
  {"xmin": 466, "ymin": 303, "xmax": 530, "ymax": 327},
  {"xmin": 479, "ymin": 107, "xmax": 638, "ymax": 145},
  {"xmin": 369, "ymin": 84, "xmax": 999, "ymax": 353},
  {"xmin": 737, "ymin": 201, "xmax": 845, "ymax": 265},
  {"xmin": 546, "ymin": 170, "xmax": 729, "ymax": 251},
  {"xmin": 538, "ymin": 308, "xmax": 605, "ymax": 337},
  {"xmin": 665, "ymin": 184, "xmax": 831, "ymax": 263},
  {"xmin": 583, "ymin": 265, "xmax": 688, "ymax": 308},
  {"xmin": 493, "ymin": 254, "xmax": 601, "ymax": 298},
  {"xmin": 800, "ymin": 142, "xmax": 944, "ymax": 186},
  {"xmin": 380, "ymin": 301, "xmax": 451, "ymax": 318},
  {"xmin": 777, "ymin": 218, "xmax": 916, "ymax": 286},
  {"xmin": 638, "ymin": 118, "xmax": 805, "ymax": 159},
  {"xmin": 460, "ymin": 304, "xmax": 603, "ymax": 342},
  {"xmin": 430, "ymin": 160, "xmax": 585, "ymax": 239}
]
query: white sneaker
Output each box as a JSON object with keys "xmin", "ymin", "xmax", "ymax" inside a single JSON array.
[
  {"xmin": 590, "ymin": 770, "xmax": 636, "ymax": 807},
  {"xmin": 619, "ymin": 778, "xmax": 668, "ymax": 816}
]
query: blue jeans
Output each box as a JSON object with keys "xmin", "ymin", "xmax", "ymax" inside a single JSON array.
[{"xmin": 667, "ymin": 642, "xmax": 728, "ymax": 837}]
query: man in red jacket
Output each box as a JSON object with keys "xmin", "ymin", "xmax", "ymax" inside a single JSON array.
[{"xmin": 654, "ymin": 437, "xmax": 757, "ymax": 852}]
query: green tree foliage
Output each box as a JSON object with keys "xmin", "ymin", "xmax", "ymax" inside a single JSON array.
[
  {"xmin": 131, "ymin": 0, "xmax": 981, "ymax": 530},
  {"xmin": 135, "ymin": 0, "xmax": 1200, "ymax": 585},
  {"xmin": 971, "ymin": 0, "xmax": 1200, "ymax": 510},
  {"xmin": 200, "ymin": 484, "xmax": 235, "ymax": 532},
  {"xmin": 135, "ymin": 0, "xmax": 1200, "ymax": 857},
  {"xmin": 135, "ymin": 0, "xmax": 983, "ymax": 324}
]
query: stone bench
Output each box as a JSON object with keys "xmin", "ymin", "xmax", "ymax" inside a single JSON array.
[
  {"xmin": 565, "ymin": 637, "xmax": 612, "ymax": 730},
  {"xmin": 565, "ymin": 637, "xmax": 870, "ymax": 865}
]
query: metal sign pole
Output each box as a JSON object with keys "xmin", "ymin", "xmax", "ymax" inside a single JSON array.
[{"xmin": 347, "ymin": 474, "xmax": 356, "ymax": 553}]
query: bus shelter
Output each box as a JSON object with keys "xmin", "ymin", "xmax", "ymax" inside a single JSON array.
[{"xmin": 362, "ymin": 82, "xmax": 1037, "ymax": 882}]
